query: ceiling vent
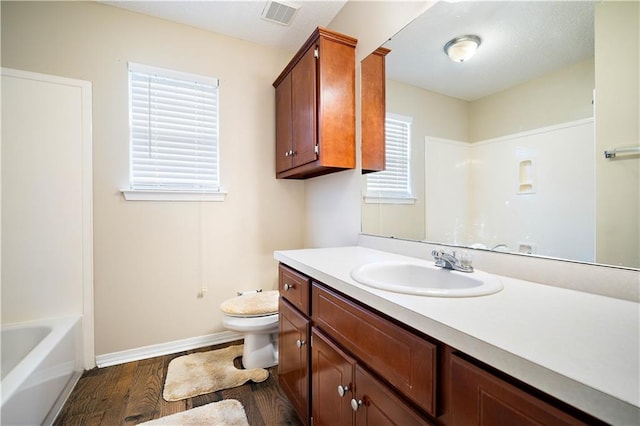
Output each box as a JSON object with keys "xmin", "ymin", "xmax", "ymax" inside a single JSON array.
[{"xmin": 261, "ymin": 1, "xmax": 300, "ymax": 26}]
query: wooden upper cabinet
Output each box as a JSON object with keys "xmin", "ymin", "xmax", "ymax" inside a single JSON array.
[
  {"xmin": 361, "ymin": 47, "xmax": 390, "ymax": 174},
  {"xmin": 273, "ymin": 27, "xmax": 357, "ymax": 179}
]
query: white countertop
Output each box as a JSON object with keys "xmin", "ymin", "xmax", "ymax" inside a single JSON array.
[{"xmin": 274, "ymin": 246, "xmax": 640, "ymax": 426}]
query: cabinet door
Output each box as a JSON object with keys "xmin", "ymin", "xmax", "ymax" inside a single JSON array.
[
  {"xmin": 279, "ymin": 298, "xmax": 310, "ymax": 425},
  {"xmin": 316, "ymin": 34, "xmax": 356, "ymax": 169},
  {"xmin": 311, "ymin": 328, "xmax": 355, "ymax": 426},
  {"xmin": 291, "ymin": 44, "xmax": 318, "ymax": 168},
  {"xmin": 450, "ymin": 354, "xmax": 590, "ymax": 426},
  {"xmin": 353, "ymin": 364, "xmax": 433, "ymax": 426},
  {"xmin": 361, "ymin": 47, "xmax": 389, "ymax": 174},
  {"xmin": 275, "ymin": 72, "xmax": 293, "ymax": 174}
]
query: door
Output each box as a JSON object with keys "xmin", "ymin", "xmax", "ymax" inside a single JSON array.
[
  {"xmin": 291, "ymin": 44, "xmax": 318, "ymax": 168},
  {"xmin": 311, "ymin": 328, "xmax": 355, "ymax": 426},
  {"xmin": 275, "ymin": 73, "xmax": 293, "ymax": 173},
  {"xmin": 278, "ymin": 298, "xmax": 310, "ymax": 425},
  {"xmin": 353, "ymin": 364, "xmax": 432, "ymax": 426}
]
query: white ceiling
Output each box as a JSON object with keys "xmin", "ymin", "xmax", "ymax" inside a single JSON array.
[
  {"xmin": 102, "ymin": 1, "xmax": 595, "ymax": 101},
  {"xmin": 385, "ymin": 1, "xmax": 595, "ymax": 101},
  {"xmin": 102, "ymin": 0, "xmax": 347, "ymax": 54}
]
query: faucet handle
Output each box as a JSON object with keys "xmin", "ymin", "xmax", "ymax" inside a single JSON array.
[
  {"xmin": 431, "ymin": 248, "xmax": 447, "ymax": 257},
  {"xmin": 459, "ymin": 250, "xmax": 473, "ymax": 268}
]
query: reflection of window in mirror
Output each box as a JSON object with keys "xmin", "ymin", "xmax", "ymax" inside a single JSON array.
[{"xmin": 365, "ymin": 113, "xmax": 414, "ymax": 204}]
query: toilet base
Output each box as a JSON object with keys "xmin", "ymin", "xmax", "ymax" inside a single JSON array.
[{"xmin": 242, "ymin": 332, "xmax": 278, "ymax": 369}]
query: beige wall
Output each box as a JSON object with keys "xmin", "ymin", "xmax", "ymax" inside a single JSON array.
[
  {"xmin": 1, "ymin": 1, "xmax": 304, "ymax": 355},
  {"xmin": 595, "ymin": 1, "xmax": 640, "ymax": 268},
  {"xmin": 470, "ymin": 58, "xmax": 595, "ymax": 141},
  {"xmin": 361, "ymin": 79, "xmax": 468, "ymax": 239}
]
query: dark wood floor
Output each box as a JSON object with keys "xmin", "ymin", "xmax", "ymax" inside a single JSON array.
[{"xmin": 53, "ymin": 341, "xmax": 303, "ymax": 425}]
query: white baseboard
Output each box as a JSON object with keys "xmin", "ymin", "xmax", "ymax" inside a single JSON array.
[{"xmin": 95, "ymin": 331, "xmax": 244, "ymax": 368}]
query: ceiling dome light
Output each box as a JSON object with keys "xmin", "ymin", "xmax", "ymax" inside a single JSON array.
[{"xmin": 444, "ymin": 35, "xmax": 481, "ymax": 63}]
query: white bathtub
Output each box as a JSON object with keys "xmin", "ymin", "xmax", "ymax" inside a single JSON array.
[{"xmin": 1, "ymin": 316, "xmax": 83, "ymax": 425}]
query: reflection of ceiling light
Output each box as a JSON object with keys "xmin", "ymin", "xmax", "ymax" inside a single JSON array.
[{"xmin": 444, "ymin": 35, "xmax": 481, "ymax": 62}]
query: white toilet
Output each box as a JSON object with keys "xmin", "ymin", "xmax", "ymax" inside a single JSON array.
[{"xmin": 220, "ymin": 290, "xmax": 279, "ymax": 369}]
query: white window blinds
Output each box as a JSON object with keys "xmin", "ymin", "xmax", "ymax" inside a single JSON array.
[
  {"xmin": 366, "ymin": 113, "xmax": 413, "ymax": 199},
  {"xmin": 128, "ymin": 63, "xmax": 220, "ymax": 192}
]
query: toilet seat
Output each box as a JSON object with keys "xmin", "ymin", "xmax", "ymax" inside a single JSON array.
[
  {"xmin": 222, "ymin": 312, "xmax": 279, "ymax": 332},
  {"xmin": 220, "ymin": 290, "xmax": 279, "ymax": 318}
]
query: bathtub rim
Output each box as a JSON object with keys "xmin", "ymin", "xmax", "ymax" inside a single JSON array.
[{"xmin": 1, "ymin": 315, "xmax": 82, "ymax": 407}]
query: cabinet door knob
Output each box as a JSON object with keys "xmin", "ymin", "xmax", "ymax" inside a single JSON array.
[
  {"xmin": 350, "ymin": 398, "xmax": 362, "ymax": 412},
  {"xmin": 283, "ymin": 283, "xmax": 293, "ymax": 291},
  {"xmin": 296, "ymin": 339, "xmax": 306, "ymax": 348},
  {"xmin": 337, "ymin": 384, "xmax": 350, "ymax": 397}
]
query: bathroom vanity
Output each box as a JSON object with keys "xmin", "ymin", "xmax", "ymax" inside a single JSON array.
[{"xmin": 275, "ymin": 246, "xmax": 639, "ymax": 426}]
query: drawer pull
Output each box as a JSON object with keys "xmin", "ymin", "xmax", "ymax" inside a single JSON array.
[
  {"xmin": 283, "ymin": 283, "xmax": 293, "ymax": 291},
  {"xmin": 350, "ymin": 398, "xmax": 362, "ymax": 412},
  {"xmin": 296, "ymin": 339, "xmax": 306, "ymax": 348},
  {"xmin": 337, "ymin": 384, "xmax": 350, "ymax": 397}
]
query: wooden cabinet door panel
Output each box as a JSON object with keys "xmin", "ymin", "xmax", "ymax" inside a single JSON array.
[
  {"xmin": 275, "ymin": 73, "xmax": 293, "ymax": 174},
  {"xmin": 291, "ymin": 44, "xmax": 317, "ymax": 168},
  {"xmin": 450, "ymin": 354, "xmax": 589, "ymax": 426},
  {"xmin": 312, "ymin": 284, "xmax": 438, "ymax": 416},
  {"xmin": 361, "ymin": 47, "xmax": 389, "ymax": 173},
  {"xmin": 311, "ymin": 328, "xmax": 355, "ymax": 426},
  {"xmin": 278, "ymin": 298, "xmax": 310, "ymax": 425},
  {"xmin": 279, "ymin": 264, "xmax": 310, "ymax": 315},
  {"xmin": 354, "ymin": 364, "xmax": 433, "ymax": 426},
  {"xmin": 316, "ymin": 36, "xmax": 355, "ymax": 169}
]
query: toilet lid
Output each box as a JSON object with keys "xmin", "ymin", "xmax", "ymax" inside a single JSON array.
[{"xmin": 220, "ymin": 290, "xmax": 279, "ymax": 317}]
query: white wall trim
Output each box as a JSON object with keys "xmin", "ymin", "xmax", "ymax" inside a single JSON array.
[
  {"xmin": 121, "ymin": 189, "xmax": 227, "ymax": 202},
  {"xmin": 95, "ymin": 331, "xmax": 244, "ymax": 368}
]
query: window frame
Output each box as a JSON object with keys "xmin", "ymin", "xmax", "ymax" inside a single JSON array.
[
  {"xmin": 121, "ymin": 62, "xmax": 225, "ymax": 202},
  {"xmin": 365, "ymin": 113, "xmax": 415, "ymax": 204}
]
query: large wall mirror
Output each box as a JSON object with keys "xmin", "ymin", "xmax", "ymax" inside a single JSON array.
[{"xmin": 361, "ymin": 1, "xmax": 639, "ymax": 269}]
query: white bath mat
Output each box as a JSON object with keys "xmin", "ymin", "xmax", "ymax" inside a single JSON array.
[
  {"xmin": 162, "ymin": 345, "xmax": 269, "ymax": 401},
  {"xmin": 139, "ymin": 399, "xmax": 249, "ymax": 425}
]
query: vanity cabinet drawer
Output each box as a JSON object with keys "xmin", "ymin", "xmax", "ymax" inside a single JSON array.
[
  {"xmin": 279, "ymin": 263, "xmax": 310, "ymax": 315},
  {"xmin": 449, "ymin": 354, "xmax": 597, "ymax": 426},
  {"xmin": 312, "ymin": 284, "xmax": 438, "ymax": 417}
]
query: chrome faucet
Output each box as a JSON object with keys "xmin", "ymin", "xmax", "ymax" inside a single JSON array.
[{"xmin": 431, "ymin": 249, "xmax": 474, "ymax": 273}]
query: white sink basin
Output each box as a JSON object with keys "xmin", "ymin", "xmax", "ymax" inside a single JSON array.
[{"xmin": 350, "ymin": 260, "xmax": 503, "ymax": 297}]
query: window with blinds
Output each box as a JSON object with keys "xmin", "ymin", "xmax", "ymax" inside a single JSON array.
[
  {"xmin": 366, "ymin": 113, "xmax": 413, "ymax": 202},
  {"xmin": 127, "ymin": 63, "xmax": 220, "ymax": 196}
]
